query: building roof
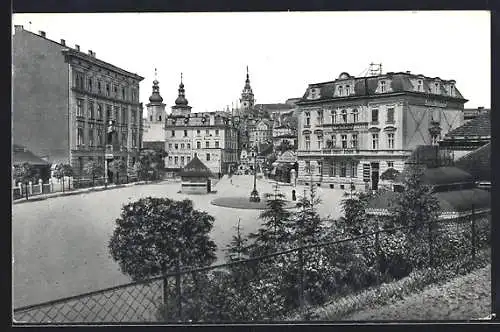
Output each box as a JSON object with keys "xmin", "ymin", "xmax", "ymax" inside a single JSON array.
[
  {"xmin": 366, "ymin": 188, "xmax": 490, "ymax": 214},
  {"xmin": 13, "ymin": 144, "xmax": 50, "ymax": 165},
  {"xmin": 464, "ymin": 107, "xmax": 490, "ymax": 119},
  {"xmin": 395, "ymin": 166, "xmax": 474, "ymax": 186},
  {"xmin": 442, "ymin": 112, "xmax": 491, "ymax": 140},
  {"xmin": 455, "ymin": 142, "xmax": 491, "ymax": 182},
  {"xmin": 297, "ymin": 71, "xmax": 467, "ymax": 104},
  {"xmin": 254, "ymin": 103, "xmax": 294, "ymax": 110},
  {"xmin": 404, "ymin": 145, "xmax": 454, "ymax": 168},
  {"xmin": 178, "ymin": 154, "xmax": 214, "ymax": 177}
]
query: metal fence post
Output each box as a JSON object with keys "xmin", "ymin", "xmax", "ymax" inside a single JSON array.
[
  {"xmin": 176, "ymin": 261, "xmax": 182, "ymax": 321},
  {"xmin": 298, "ymin": 245, "xmax": 305, "ymax": 318},
  {"xmin": 471, "ymin": 204, "xmax": 476, "ymax": 262}
]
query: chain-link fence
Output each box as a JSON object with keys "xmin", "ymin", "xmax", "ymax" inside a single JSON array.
[{"xmin": 13, "ymin": 211, "xmax": 490, "ymax": 323}]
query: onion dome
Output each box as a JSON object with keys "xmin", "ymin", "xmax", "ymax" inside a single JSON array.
[
  {"xmin": 175, "ymin": 73, "xmax": 189, "ymax": 106},
  {"xmin": 148, "ymin": 69, "xmax": 163, "ymax": 104}
]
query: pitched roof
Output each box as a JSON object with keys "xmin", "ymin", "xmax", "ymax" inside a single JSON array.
[
  {"xmin": 254, "ymin": 103, "xmax": 294, "ymax": 110},
  {"xmin": 13, "ymin": 145, "xmax": 50, "ymax": 165},
  {"xmin": 179, "ymin": 155, "xmax": 214, "ymax": 177},
  {"xmin": 442, "ymin": 112, "xmax": 491, "ymax": 139},
  {"xmin": 455, "ymin": 143, "xmax": 491, "ymax": 181},
  {"xmin": 395, "ymin": 166, "xmax": 474, "ymax": 186},
  {"xmin": 298, "ymin": 72, "xmax": 466, "ymax": 104}
]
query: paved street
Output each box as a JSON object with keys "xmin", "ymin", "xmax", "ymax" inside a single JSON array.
[{"xmin": 13, "ymin": 175, "xmax": 345, "ymax": 308}]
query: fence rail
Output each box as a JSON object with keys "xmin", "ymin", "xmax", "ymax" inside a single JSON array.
[{"xmin": 13, "ymin": 212, "xmax": 490, "ymax": 323}]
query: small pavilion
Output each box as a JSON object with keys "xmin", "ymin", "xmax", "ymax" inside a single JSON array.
[{"xmin": 179, "ymin": 154, "xmax": 214, "ymax": 194}]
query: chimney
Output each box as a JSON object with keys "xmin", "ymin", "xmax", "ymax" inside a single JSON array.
[
  {"xmin": 39, "ymin": 31, "xmax": 46, "ymax": 37},
  {"xmin": 60, "ymin": 39, "xmax": 65, "ymax": 46},
  {"xmin": 406, "ymin": 71, "xmax": 411, "ymax": 74},
  {"xmin": 75, "ymin": 44, "xmax": 80, "ymax": 51},
  {"xmin": 88, "ymin": 50, "xmax": 93, "ymax": 56}
]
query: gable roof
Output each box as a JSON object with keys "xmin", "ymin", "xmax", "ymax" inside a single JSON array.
[
  {"xmin": 442, "ymin": 112, "xmax": 491, "ymax": 139},
  {"xmin": 179, "ymin": 155, "xmax": 214, "ymax": 177},
  {"xmin": 13, "ymin": 145, "xmax": 50, "ymax": 165}
]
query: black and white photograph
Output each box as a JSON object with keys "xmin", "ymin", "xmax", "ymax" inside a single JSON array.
[{"xmin": 11, "ymin": 10, "xmax": 492, "ymax": 323}]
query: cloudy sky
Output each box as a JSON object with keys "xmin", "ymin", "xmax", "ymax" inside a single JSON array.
[{"xmin": 13, "ymin": 11, "xmax": 490, "ymax": 115}]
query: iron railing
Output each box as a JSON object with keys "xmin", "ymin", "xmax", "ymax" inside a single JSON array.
[{"xmin": 13, "ymin": 211, "xmax": 490, "ymax": 323}]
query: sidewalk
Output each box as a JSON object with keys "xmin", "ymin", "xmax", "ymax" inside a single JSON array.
[{"xmin": 12, "ymin": 180, "xmax": 169, "ymax": 205}]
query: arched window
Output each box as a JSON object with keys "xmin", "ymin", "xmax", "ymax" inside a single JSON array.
[
  {"xmin": 342, "ymin": 109, "xmax": 348, "ymax": 123},
  {"xmin": 352, "ymin": 109, "xmax": 358, "ymax": 122},
  {"xmin": 331, "ymin": 110, "xmax": 336, "ymax": 124}
]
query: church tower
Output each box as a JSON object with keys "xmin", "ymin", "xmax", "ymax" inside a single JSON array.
[
  {"xmin": 146, "ymin": 68, "xmax": 166, "ymax": 122},
  {"xmin": 240, "ymin": 66, "xmax": 255, "ymax": 110},
  {"xmin": 171, "ymin": 73, "xmax": 192, "ymax": 116}
]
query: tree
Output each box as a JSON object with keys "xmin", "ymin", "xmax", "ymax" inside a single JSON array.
[
  {"xmin": 380, "ymin": 168, "xmax": 400, "ymax": 181},
  {"xmin": 137, "ymin": 148, "xmax": 168, "ymax": 181},
  {"xmin": 53, "ymin": 163, "xmax": 73, "ymax": 192},
  {"xmin": 248, "ymin": 182, "xmax": 292, "ymax": 257},
  {"xmin": 108, "ymin": 197, "xmax": 217, "ymax": 321},
  {"xmin": 108, "ymin": 159, "xmax": 127, "ymax": 184},
  {"xmin": 13, "ymin": 162, "xmax": 38, "ymax": 200},
  {"xmin": 337, "ymin": 191, "xmax": 375, "ymax": 237},
  {"xmin": 291, "ymin": 184, "xmax": 323, "ymax": 246},
  {"xmin": 84, "ymin": 160, "xmax": 104, "ymax": 187},
  {"xmin": 277, "ymin": 140, "xmax": 293, "ymax": 154}
]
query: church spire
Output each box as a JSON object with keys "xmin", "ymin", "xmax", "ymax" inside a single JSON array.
[
  {"xmin": 148, "ymin": 68, "xmax": 163, "ymax": 104},
  {"xmin": 175, "ymin": 72, "xmax": 188, "ymax": 106},
  {"xmin": 240, "ymin": 65, "xmax": 254, "ymax": 110}
]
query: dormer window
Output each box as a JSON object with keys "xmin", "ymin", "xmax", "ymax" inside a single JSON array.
[
  {"xmin": 417, "ymin": 80, "xmax": 423, "ymax": 92},
  {"xmin": 449, "ymin": 84, "xmax": 455, "ymax": 96},
  {"xmin": 310, "ymin": 88, "xmax": 317, "ymax": 99},
  {"xmin": 345, "ymin": 85, "xmax": 350, "ymax": 95},
  {"xmin": 434, "ymin": 82, "xmax": 440, "ymax": 94},
  {"xmin": 338, "ymin": 86, "xmax": 343, "ymax": 96},
  {"xmin": 380, "ymin": 80, "xmax": 386, "ymax": 93}
]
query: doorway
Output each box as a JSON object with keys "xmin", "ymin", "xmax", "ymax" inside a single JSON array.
[{"xmin": 371, "ymin": 162, "xmax": 379, "ymax": 191}]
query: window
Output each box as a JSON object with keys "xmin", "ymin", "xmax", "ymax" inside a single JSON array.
[
  {"xmin": 184, "ymin": 130, "xmax": 188, "ymax": 137},
  {"xmin": 97, "ymin": 81, "xmax": 102, "ymax": 94},
  {"xmin": 197, "ymin": 141, "xmax": 201, "ymax": 149},
  {"xmin": 87, "ymin": 78, "xmax": 93, "ymax": 91},
  {"xmin": 215, "ymin": 141, "xmax": 220, "ymax": 148},
  {"xmin": 174, "ymin": 156, "xmax": 178, "ymax": 165},
  {"xmin": 329, "ymin": 161, "xmax": 335, "ymax": 177},
  {"xmin": 122, "ymin": 87, "xmax": 126, "ymax": 100},
  {"xmin": 175, "ymin": 144, "xmax": 179, "ymax": 150},
  {"xmin": 88, "ymin": 127, "xmax": 94, "ymax": 147},
  {"xmin": 372, "ymin": 133, "xmax": 379, "ymax": 149},
  {"xmin": 114, "ymin": 86, "xmax": 118, "ymax": 97},
  {"xmin": 187, "ymin": 156, "xmax": 191, "ymax": 163},
  {"xmin": 380, "ymin": 80, "xmax": 386, "ymax": 93},
  {"xmin": 181, "ymin": 156, "xmax": 185, "ymax": 165},
  {"xmin": 317, "ymin": 161, "xmax": 322, "ymax": 175},
  {"xmin": 338, "ymin": 86, "xmax": 343, "ymax": 96},
  {"xmin": 168, "ymin": 156, "xmax": 172, "ymax": 163},
  {"xmin": 206, "ymin": 153, "xmax": 210, "ymax": 161},
  {"xmin": 75, "ymin": 72, "xmax": 84, "ymax": 89},
  {"xmin": 106, "ymin": 83, "xmax": 110, "ymax": 96},
  {"xmin": 331, "ymin": 110, "xmax": 336, "ymax": 124},
  {"xmin": 181, "ymin": 143, "xmax": 185, "ymax": 149},
  {"xmin": 187, "ymin": 143, "xmax": 191, "ymax": 149},
  {"xmin": 132, "ymin": 130, "xmax": 137, "ymax": 147},
  {"xmin": 132, "ymin": 110, "xmax": 137, "ymax": 123},
  {"xmin": 97, "ymin": 104, "xmax": 103, "ymax": 119},
  {"xmin": 449, "ymin": 84, "xmax": 455, "ymax": 96},
  {"xmin": 122, "ymin": 131, "xmax": 127, "ymax": 146},
  {"xmin": 351, "ymin": 134, "xmax": 358, "ymax": 149},
  {"xmin": 431, "ymin": 134, "xmax": 440, "ymax": 146},
  {"xmin": 351, "ymin": 162, "xmax": 357, "ymax": 178},
  {"xmin": 340, "ymin": 162, "xmax": 347, "ymax": 177},
  {"xmin": 317, "ymin": 135, "xmax": 322, "ymax": 149},
  {"xmin": 387, "ymin": 133, "xmax": 395, "ymax": 149},
  {"xmin": 197, "ymin": 129, "xmax": 201, "ymax": 135},
  {"xmin": 417, "ymin": 80, "xmax": 423, "ymax": 92},
  {"xmin": 171, "ymin": 130, "xmax": 175, "ymax": 137},
  {"xmin": 122, "ymin": 108, "xmax": 127, "ymax": 123},
  {"xmin": 387, "ymin": 108, "xmax": 395, "ymax": 123},
  {"xmin": 305, "ymin": 161, "xmax": 311, "ymax": 173},
  {"xmin": 206, "ymin": 141, "xmax": 210, "ymax": 148},
  {"xmin": 346, "ymin": 85, "xmax": 350, "ymax": 95},
  {"xmin": 434, "ymin": 82, "xmax": 440, "ymax": 94},
  {"xmin": 305, "ymin": 135, "xmax": 311, "ymax": 150},
  {"xmin": 305, "ymin": 112, "xmax": 310, "ymax": 126},
  {"xmin": 77, "ymin": 127, "xmax": 84, "ymax": 146},
  {"xmin": 387, "ymin": 161, "xmax": 394, "ymax": 168},
  {"xmin": 215, "ymin": 129, "xmax": 219, "ymax": 136},
  {"xmin": 352, "ymin": 109, "xmax": 358, "ymax": 123},
  {"xmin": 76, "ymin": 99, "xmax": 84, "ymax": 117},
  {"xmin": 114, "ymin": 107, "xmax": 120, "ymax": 123},
  {"xmin": 341, "ymin": 109, "xmax": 348, "ymax": 123},
  {"xmin": 150, "ymin": 116, "xmax": 153, "ymax": 121},
  {"xmin": 341, "ymin": 134, "xmax": 348, "ymax": 149},
  {"xmin": 88, "ymin": 102, "xmax": 94, "ymax": 119},
  {"xmin": 105, "ymin": 105, "xmax": 111, "ymax": 120},
  {"xmin": 371, "ymin": 109, "xmax": 379, "ymax": 123},
  {"xmin": 317, "ymin": 110, "xmax": 323, "ymax": 124},
  {"xmin": 168, "ymin": 143, "xmax": 172, "ymax": 149},
  {"xmin": 132, "ymin": 89, "xmax": 136, "ymax": 101},
  {"xmin": 331, "ymin": 134, "xmax": 336, "ymax": 148},
  {"xmin": 97, "ymin": 128, "xmax": 103, "ymax": 146},
  {"xmin": 206, "ymin": 129, "xmax": 210, "ymax": 135}
]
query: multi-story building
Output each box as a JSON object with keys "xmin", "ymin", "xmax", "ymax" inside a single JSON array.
[
  {"xmin": 12, "ymin": 25, "xmax": 144, "ymax": 179},
  {"xmin": 249, "ymin": 119, "xmax": 273, "ymax": 146},
  {"xmin": 142, "ymin": 70, "xmax": 167, "ymax": 150},
  {"xmin": 164, "ymin": 76, "xmax": 239, "ymax": 176},
  {"xmin": 295, "ymin": 70, "xmax": 467, "ymax": 190}
]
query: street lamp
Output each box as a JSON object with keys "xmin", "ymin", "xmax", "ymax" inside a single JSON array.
[{"xmin": 249, "ymin": 145, "xmax": 260, "ymax": 202}]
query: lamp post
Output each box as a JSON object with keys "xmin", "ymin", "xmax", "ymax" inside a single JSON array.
[{"xmin": 249, "ymin": 145, "xmax": 260, "ymax": 202}]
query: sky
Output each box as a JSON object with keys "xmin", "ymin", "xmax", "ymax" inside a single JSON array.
[{"xmin": 12, "ymin": 11, "xmax": 491, "ymax": 116}]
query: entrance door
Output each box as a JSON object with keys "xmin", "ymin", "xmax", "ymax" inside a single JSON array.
[{"xmin": 371, "ymin": 162, "xmax": 379, "ymax": 191}]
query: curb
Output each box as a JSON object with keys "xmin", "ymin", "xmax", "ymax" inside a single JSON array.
[{"xmin": 12, "ymin": 180, "xmax": 164, "ymax": 205}]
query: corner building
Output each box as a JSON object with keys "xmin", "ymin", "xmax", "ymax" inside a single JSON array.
[
  {"xmin": 296, "ymin": 71, "xmax": 467, "ymax": 190},
  {"xmin": 12, "ymin": 25, "xmax": 144, "ymax": 177},
  {"xmin": 164, "ymin": 76, "xmax": 239, "ymax": 177}
]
